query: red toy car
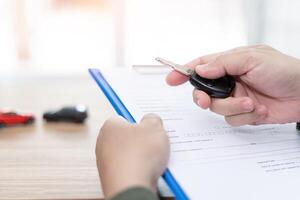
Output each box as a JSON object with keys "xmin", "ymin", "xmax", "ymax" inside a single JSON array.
[{"xmin": 0, "ymin": 111, "xmax": 35, "ymax": 128}]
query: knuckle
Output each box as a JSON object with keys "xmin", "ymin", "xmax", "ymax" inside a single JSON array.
[
  {"xmin": 245, "ymin": 49, "xmax": 259, "ymax": 58},
  {"xmin": 144, "ymin": 113, "xmax": 160, "ymax": 120},
  {"xmin": 100, "ymin": 117, "xmax": 120, "ymax": 133},
  {"xmin": 224, "ymin": 116, "xmax": 233, "ymax": 125},
  {"xmin": 230, "ymin": 46, "xmax": 246, "ymax": 52},
  {"xmin": 258, "ymin": 44, "xmax": 268, "ymax": 49},
  {"xmin": 254, "ymin": 44, "xmax": 271, "ymax": 50},
  {"xmin": 195, "ymin": 57, "xmax": 203, "ymax": 64},
  {"xmin": 214, "ymin": 55, "xmax": 225, "ymax": 65},
  {"xmin": 224, "ymin": 97, "xmax": 239, "ymax": 113},
  {"xmin": 101, "ymin": 118, "xmax": 114, "ymax": 130},
  {"xmin": 209, "ymin": 99, "xmax": 224, "ymax": 115},
  {"xmin": 209, "ymin": 55, "xmax": 226, "ymax": 69},
  {"xmin": 224, "ymin": 116, "xmax": 240, "ymax": 127},
  {"xmin": 235, "ymin": 98, "xmax": 245, "ymax": 111},
  {"xmin": 143, "ymin": 113, "xmax": 163, "ymax": 126},
  {"xmin": 243, "ymin": 51, "xmax": 260, "ymax": 71},
  {"xmin": 227, "ymin": 106, "xmax": 237, "ymax": 115}
]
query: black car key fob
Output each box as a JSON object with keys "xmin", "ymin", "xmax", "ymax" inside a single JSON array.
[
  {"xmin": 156, "ymin": 57, "xmax": 236, "ymax": 98},
  {"xmin": 189, "ymin": 71, "xmax": 235, "ymax": 98}
]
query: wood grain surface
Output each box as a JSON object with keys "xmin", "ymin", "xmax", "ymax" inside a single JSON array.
[{"xmin": 0, "ymin": 75, "xmax": 114, "ymax": 200}]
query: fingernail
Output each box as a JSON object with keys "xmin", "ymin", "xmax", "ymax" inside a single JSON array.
[
  {"xmin": 197, "ymin": 100, "xmax": 202, "ymax": 107},
  {"xmin": 242, "ymin": 99, "xmax": 254, "ymax": 111}
]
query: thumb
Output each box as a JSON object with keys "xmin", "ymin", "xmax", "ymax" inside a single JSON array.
[
  {"xmin": 195, "ymin": 51, "xmax": 257, "ymax": 79},
  {"xmin": 140, "ymin": 113, "xmax": 163, "ymax": 128}
]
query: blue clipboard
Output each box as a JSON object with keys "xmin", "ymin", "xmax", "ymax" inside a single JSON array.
[{"xmin": 89, "ymin": 68, "xmax": 189, "ymax": 200}]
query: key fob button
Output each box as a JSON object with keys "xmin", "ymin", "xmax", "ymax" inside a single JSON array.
[{"xmin": 206, "ymin": 80, "xmax": 216, "ymax": 87}]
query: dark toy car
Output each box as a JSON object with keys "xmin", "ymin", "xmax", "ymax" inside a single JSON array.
[
  {"xmin": 0, "ymin": 111, "xmax": 35, "ymax": 128},
  {"xmin": 43, "ymin": 105, "xmax": 88, "ymax": 123}
]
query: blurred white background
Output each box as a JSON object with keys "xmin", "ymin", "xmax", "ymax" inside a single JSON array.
[{"xmin": 0, "ymin": 0, "xmax": 300, "ymax": 75}]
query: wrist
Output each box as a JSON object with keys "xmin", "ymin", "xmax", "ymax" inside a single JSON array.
[{"xmin": 102, "ymin": 170, "xmax": 157, "ymax": 199}]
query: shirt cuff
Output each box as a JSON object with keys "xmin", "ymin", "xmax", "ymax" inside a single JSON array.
[{"xmin": 110, "ymin": 186, "xmax": 159, "ymax": 200}]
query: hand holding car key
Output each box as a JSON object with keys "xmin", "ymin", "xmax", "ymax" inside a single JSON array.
[{"xmin": 156, "ymin": 57, "xmax": 236, "ymax": 98}]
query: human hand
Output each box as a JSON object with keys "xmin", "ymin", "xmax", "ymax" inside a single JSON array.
[
  {"xmin": 95, "ymin": 114, "xmax": 170, "ymax": 199},
  {"xmin": 166, "ymin": 45, "xmax": 300, "ymax": 126}
]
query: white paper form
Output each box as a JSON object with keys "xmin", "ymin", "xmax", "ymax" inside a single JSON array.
[{"xmin": 104, "ymin": 69, "xmax": 300, "ymax": 200}]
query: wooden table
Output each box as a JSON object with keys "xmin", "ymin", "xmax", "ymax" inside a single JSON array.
[
  {"xmin": 0, "ymin": 73, "xmax": 173, "ymax": 200},
  {"xmin": 0, "ymin": 74, "xmax": 114, "ymax": 199}
]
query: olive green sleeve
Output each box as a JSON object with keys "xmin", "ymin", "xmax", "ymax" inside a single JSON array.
[{"xmin": 110, "ymin": 186, "xmax": 159, "ymax": 200}]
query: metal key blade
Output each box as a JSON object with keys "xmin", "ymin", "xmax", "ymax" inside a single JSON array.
[{"xmin": 155, "ymin": 57, "xmax": 193, "ymax": 76}]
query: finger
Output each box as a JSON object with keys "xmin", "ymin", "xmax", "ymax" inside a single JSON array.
[
  {"xmin": 166, "ymin": 53, "xmax": 224, "ymax": 86},
  {"xmin": 166, "ymin": 70, "xmax": 189, "ymax": 86},
  {"xmin": 188, "ymin": 52, "xmax": 223, "ymax": 65},
  {"xmin": 195, "ymin": 51, "xmax": 259, "ymax": 79},
  {"xmin": 224, "ymin": 105, "xmax": 268, "ymax": 126},
  {"xmin": 100, "ymin": 116, "xmax": 128, "ymax": 134},
  {"xmin": 192, "ymin": 89, "xmax": 211, "ymax": 109},
  {"xmin": 210, "ymin": 97, "xmax": 254, "ymax": 116},
  {"xmin": 196, "ymin": 45, "xmax": 256, "ymax": 64},
  {"xmin": 166, "ymin": 45, "xmax": 261, "ymax": 86},
  {"xmin": 192, "ymin": 76, "xmax": 248, "ymax": 109},
  {"xmin": 140, "ymin": 113, "xmax": 163, "ymax": 128}
]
